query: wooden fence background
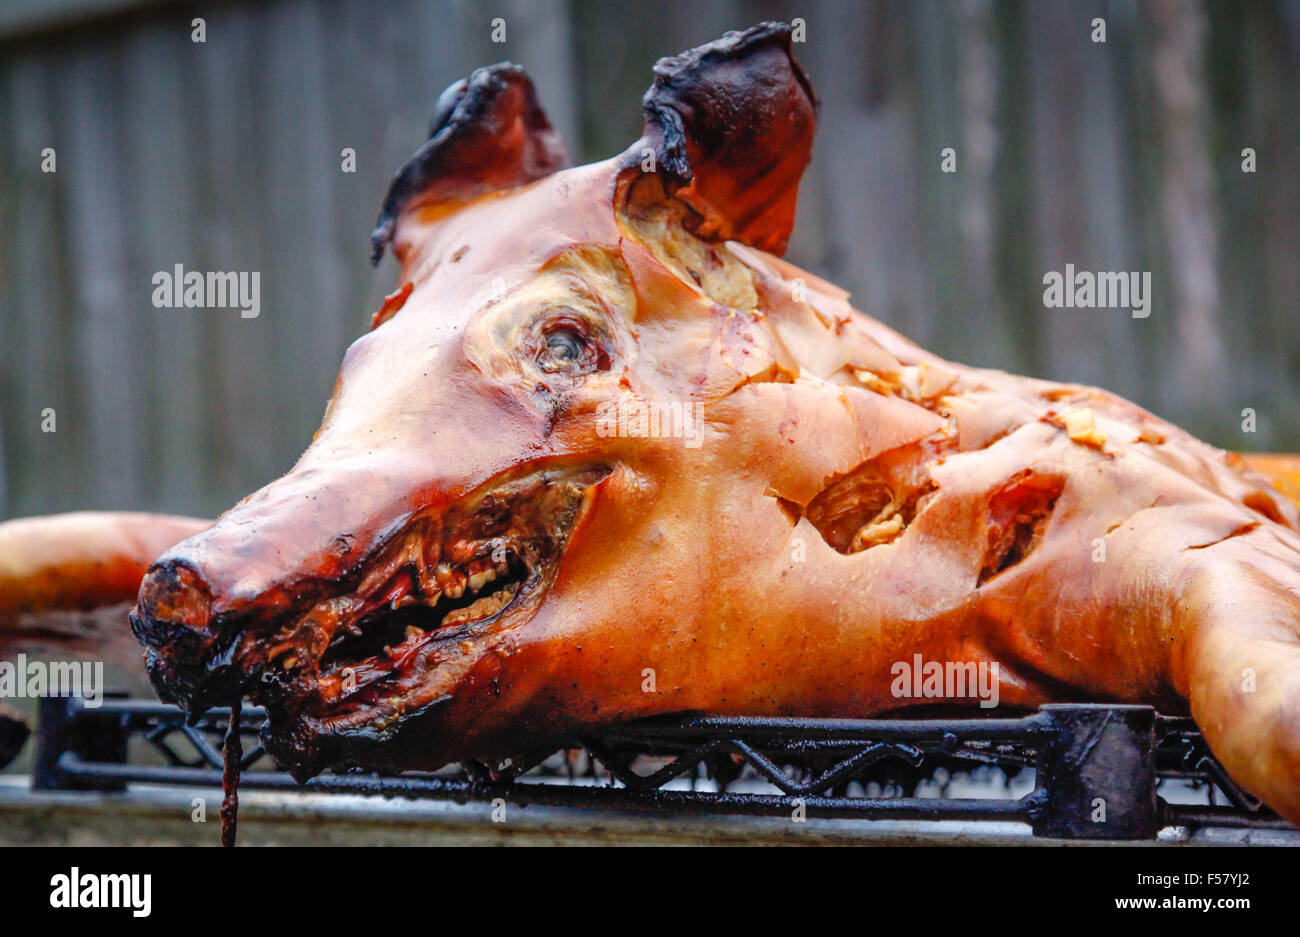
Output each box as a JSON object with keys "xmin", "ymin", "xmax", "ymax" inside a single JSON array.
[{"xmin": 0, "ymin": 0, "xmax": 1297, "ymax": 521}]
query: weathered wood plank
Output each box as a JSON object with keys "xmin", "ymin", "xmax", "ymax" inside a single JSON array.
[{"xmin": 1, "ymin": 0, "xmax": 1297, "ymax": 524}]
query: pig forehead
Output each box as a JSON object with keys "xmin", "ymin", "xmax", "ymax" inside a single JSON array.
[{"xmin": 394, "ymin": 159, "xmax": 626, "ymax": 294}]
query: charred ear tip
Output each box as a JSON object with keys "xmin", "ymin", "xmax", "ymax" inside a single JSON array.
[
  {"xmin": 369, "ymin": 229, "xmax": 387, "ymax": 267},
  {"xmin": 461, "ymin": 62, "xmax": 548, "ymax": 118},
  {"xmin": 630, "ymin": 21, "xmax": 819, "ymax": 255},
  {"xmin": 639, "ymin": 20, "xmax": 820, "ymax": 164},
  {"xmin": 736, "ymin": 21, "xmax": 819, "ymax": 110},
  {"xmin": 370, "ymin": 211, "xmax": 398, "ymax": 266},
  {"xmin": 464, "ymin": 61, "xmax": 523, "ymax": 99},
  {"xmin": 370, "ymin": 60, "xmax": 566, "ymax": 265},
  {"xmin": 647, "ymin": 20, "xmax": 817, "ymax": 99}
]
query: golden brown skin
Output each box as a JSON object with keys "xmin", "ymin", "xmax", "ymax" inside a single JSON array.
[{"xmin": 107, "ymin": 23, "xmax": 1300, "ymax": 825}]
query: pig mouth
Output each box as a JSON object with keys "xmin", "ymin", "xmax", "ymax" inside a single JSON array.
[{"xmin": 135, "ymin": 463, "xmax": 610, "ymax": 777}]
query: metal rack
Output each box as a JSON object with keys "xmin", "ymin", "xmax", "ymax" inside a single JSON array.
[{"xmin": 31, "ymin": 695, "xmax": 1291, "ymax": 840}]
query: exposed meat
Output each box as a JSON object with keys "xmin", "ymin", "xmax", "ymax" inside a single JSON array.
[
  {"xmin": 2, "ymin": 23, "xmax": 1299, "ymax": 831},
  {"xmin": 978, "ymin": 471, "xmax": 1065, "ymax": 585}
]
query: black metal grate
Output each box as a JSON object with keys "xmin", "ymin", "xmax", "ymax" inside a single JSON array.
[{"xmin": 31, "ymin": 696, "xmax": 1291, "ymax": 840}]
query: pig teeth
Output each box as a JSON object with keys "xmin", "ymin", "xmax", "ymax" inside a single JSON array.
[
  {"xmin": 404, "ymin": 625, "xmax": 424, "ymax": 643},
  {"xmin": 478, "ymin": 594, "xmax": 498, "ymax": 612},
  {"xmin": 468, "ymin": 567, "xmax": 497, "ymax": 592},
  {"xmin": 445, "ymin": 570, "xmax": 466, "ymax": 599},
  {"xmin": 434, "ymin": 563, "xmax": 453, "ymax": 586},
  {"xmin": 443, "ymin": 589, "xmax": 513, "ymax": 628},
  {"xmin": 444, "ymin": 599, "xmax": 488, "ymax": 629},
  {"xmin": 441, "ymin": 608, "xmax": 470, "ymax": 628},
  {"xmin": 416, "ymin": 564, "xmax": 439, "ymax": 595}
]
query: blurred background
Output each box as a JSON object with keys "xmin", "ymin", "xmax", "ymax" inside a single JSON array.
[{"xmin": 0, "ymin": 0, "xmax": 1296, "ymax": 521}]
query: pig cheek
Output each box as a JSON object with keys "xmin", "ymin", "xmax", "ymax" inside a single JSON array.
[{"xmin": 448, "ymin": 637, "xmax": 522, "ymax": 737}]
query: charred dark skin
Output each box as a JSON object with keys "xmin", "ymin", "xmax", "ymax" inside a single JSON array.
[{"xmin": 122, "ymin": 22, "xmax": 1300, "ymax": 827}]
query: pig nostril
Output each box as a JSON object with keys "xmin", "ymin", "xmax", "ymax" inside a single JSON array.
[
  {"xmin": 132, "ymin": 559, "xmax": 229, "ymax": 713},
  {"xmin": 134, "ymin": 559, "xmax": 215, "ymax": 642}
]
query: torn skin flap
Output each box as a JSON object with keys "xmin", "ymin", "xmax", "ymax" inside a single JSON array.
[
  {"xmin": 979, "ymin": 470, "xmax": 1066, "ymax": 585},
  {"xmin": 712, "ymin": 380, "xmax": 947, "ymax": 508}
]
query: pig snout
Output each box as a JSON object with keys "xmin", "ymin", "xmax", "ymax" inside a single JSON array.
[
  {"xmin": 130, "ymin": 454, "xmax": 435, "ymax": 711},
  {"xmin": 131, "ymin": 559, "xmax": 227, "ymax": 710}
]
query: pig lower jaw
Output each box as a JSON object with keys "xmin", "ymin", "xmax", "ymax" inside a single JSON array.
[{"xmin": 313, "ymin": 540, "xmax": 533, "ymax": 683}]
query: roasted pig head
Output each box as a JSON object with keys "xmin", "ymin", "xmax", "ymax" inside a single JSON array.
[{"xmin": 130, "ymin": 23, "xmax": 1300, "ymax": 825}]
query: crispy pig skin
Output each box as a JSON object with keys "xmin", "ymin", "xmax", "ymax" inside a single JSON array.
[{"xmin": 4, "ymin": 23, "xmax": 1299, "ymax": 826}]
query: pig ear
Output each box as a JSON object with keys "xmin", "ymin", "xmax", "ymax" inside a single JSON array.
[
  {"xmin": 628, "ymin": 21, "xmax": 818, "ymax": 255},
  {"xmin": 370, "ymin": 63, "xmax": 569, "ymax": 265}
]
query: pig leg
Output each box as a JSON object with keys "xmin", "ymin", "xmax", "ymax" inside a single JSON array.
[
  {"xmin": 0, "ymin": 512, "xmax": 209, "ymax": 673},
  {"xmin": 1180, "ymin": 528, "xmax": 1300, "ymax": 827}
]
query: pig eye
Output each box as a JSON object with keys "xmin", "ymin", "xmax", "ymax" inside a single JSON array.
[
  {"xmin": 545, "ymin": 329, "xmax": 583, "ymax": 364},
  {"xmin": 537, "ymin": 322, "xmax": 602, "ymax": 375}
]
